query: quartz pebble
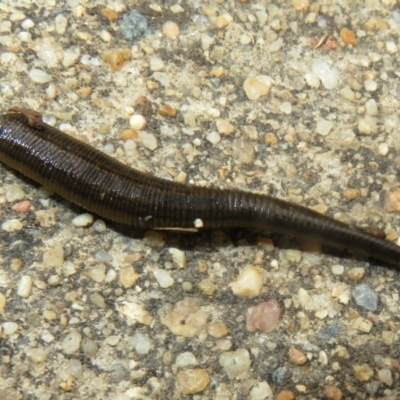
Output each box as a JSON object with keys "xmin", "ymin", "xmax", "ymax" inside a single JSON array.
[
  {"xmin": 162, "ymin": 21, "xmax": 180, "ymax": 40},
  {"xmin": 243, "ymin": 75, "xmax": 273, "ymax": 100},
  {"xmin": 249, "ymin": 381, "xmax": 274, "ymax": 400},
  {"xmin": 364, "ymin": 79, "xmax": 377, "ymax": 91},
  {"xmin": 72, "ymin": 213, "xmax": 93, "ymax": 227},
  {"xmin": 88, "ymin": 264, "xmax": 106, "ymax": 283},
  {"xmin": 26, "ymin": 348, "xmax": 47, "ymax": 363},
  {"xmin": 153, "ymin": 269, "xmax": 174, "ymax": 288},
  {"xmin": 139, "ymin": 131, "xmax": 157, "ymax": 150},
  {"xmin": 43, "ymin": 244, "xmax": 64, "ymax": 267},
  {"xmin": 161, "ymin": 298, "xmax": 207, "ymax": 337},
  {"xmin": 90, "ymin": 293, "xmax": 107, "ymax": 308},
  {"xmin": 207, "ymin": 321, "xmax": 228, "ymax": 338},
  {"xmin": 3, "ymin": 322, "xmax": 19, "ymax": 335},
  {"xmin": 17, "ymin": 275, "xmax": 33, "ymax": 298},
  {"xmin": 6, "ymin": 185, "xmax": 25, "ymax": 202},
  {"xmin": 29, "ymin": 68, "xmax": 51, "ymax": 83},
  {"xmin": 378, "ymin": 368, "xmax": 393, "ymax": 386},
  {"xmin": 168, "ymin": 248, "xmax": 187, "ymax": 269},
  {"xmin": 130, "ymin": 114, "xmax": 146, "ymax": 130},
  {"xmin": 175, "ymin": 352, "xmax": 198, "ymax": 367},
  {"xmin": 177, "ymin": 368, "xmax": 210, "ymax": 395},
  {"xmin": 312, "ymin": 59, "xmax": 339, "ymax": 89},
  {"xmin": 219, "ymin": 348, "xmax": 252, "ymax": 380},
  {"xmin": 246, "ymin": 299, "xmax": 281, "ymax": 332},
  {"xmin": 62, "ymin": 331, "xmax": 82, "ymax": 354},
  {"xmin": 95, "ymin": 249, "xmax": 113, "ymax": 262},
  {"xmin": 130, "ymin": 331, "xmax": 152, "ymax": 354},
  {"xmin": 230, "ymin": 265, "xmax": 264, "ymax": 297},
  {"xmin": 2, "ymin": 219, "xmax": 23, "ymax": 232},
  {"xmin": 352, "ymin": 283, "xmax": 378, "ymax": 311},
  {"xmin": 118, "ymin": 301, "xmax": 152, "ymax": 325},
  {"xmin": 316, "ymin": 119, "xmax": 334, "ymax": 136}
]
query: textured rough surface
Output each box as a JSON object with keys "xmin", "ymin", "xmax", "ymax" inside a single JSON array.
[{"xmin": 1, "ymin": 1, "xmax": 400, "ymax": 399}]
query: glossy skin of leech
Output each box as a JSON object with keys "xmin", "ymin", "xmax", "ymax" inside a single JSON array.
[{"xmin": 0, "ymin": 108, "xmax": 399, "ymax": 267}]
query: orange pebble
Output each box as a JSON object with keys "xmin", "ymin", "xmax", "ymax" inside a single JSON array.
[{"xmin": 340, "ymin": 28, "xmax": 357, "ymax": 46}]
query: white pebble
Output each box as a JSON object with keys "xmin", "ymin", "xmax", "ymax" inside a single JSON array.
[
  {"xmin": 249, "ymin": 381, "xmax": 274, "ymax": 400},
  {"xmin": 62, "ymin": 331, "xmax": 82, "ymax": 354},
  {"xmin": 139, "ymin": 132, "xmax": 157, "ymax": 150},
  {"xmin": 88, "ymin": 264, "xmax": 106, "ymax": 283},
  {"xmin": 162, "ymin": 21, "xmax": 180, "ymax": 40},
  {"xmin": 6, "ymin": 185, "xmax": 25, "ymax": 202},
  {"xmin": 28, "ymin": 68, "xmax": 51, "ymax": 83},
  {"xmin": 2, "ymin": 322, "xmax": 19, "ymax": 335},
  {"xmin": 207, "ymin": 107, "xmax": 220, "ymax": 118},
  {"xmin": 364, "ymin": 79, "xmax": 377, "ymax": 91},
  {"xmin": 17, "ymin": 275, "xmax": 33, "ymax": 298},
  {"xmin": 55, "ymin": 14, "xmax": 68, "ymax": 34},
  {"xmin": 279, "ymin": 101, "xmax": 292, "ymax": 114},
  {"xmin": 206, "ymin": 131, "xmax": 221, "ymax": 145},
  {"xmin": 175, "ymin": 352, "xmax": 198, "ymax": 367},
  {"xmin": 130, "ymin": 114, "xmax": 147, "ymax": 130},
  {"xmin": 243, "ymin": 75, "xmax": 273, "ymax": 100},
  {"xmin": 331, "ymin": 264, "xmax": 344, "ymax": 275},
  {"xmin": 18, "ymin": 31, "xmax": 31, "ymax": 42},
  {"xmin": 229, "ymin": 265, "xmax": 264, "ymax": 297},
  {"xmin": 63, "ymin": 261, "xmax": 77, "ymax": 276},
  {"xmin": 316, "ymin": 119, "xmax": 334, "ymax": 136},
  {"xmin": 21, "ymin": 18, "xmax": 35, "ymax": 29},
  {"xmin": 378, "ymin": 368, "xmax": 393, "ymax": 386},
  {"xmin": 150, "ymin": 57, "xmax": 164, "ymax": 71},
  {"xmin": 124, "ymin": 139, "xmax": 137, "ymax": 157},
  {"xmin": 153, "ymin": 269, "xmax": 174, "ymax": 288},
  {"xmin": 312, "ymin": 59, "xmax": 339, "ymax": 89},
  {"xmin": 378, "ymin": 143, "xmax": 389, "ymax": 156},
  {"xmin": 365, "ymin": 99, "xmax": 378, "ymax": 115},
  {"xmin": 386, "ymin": 41, "xmax": 398, "ymax": 54},
  {"xmin": 26, "ymin": 348, "xmax": 47, "ymax": 363},
  {"xmin": 72, "ymin": 213, "xmax": 93, "ymax": 227},
  {"xmin": 168, "ymin": 248, "xmax": 187, "ymax": 269},
  {"xmin": 130, "ymin": 331, "xmax": 152, "ymax": 354},
  {"xmin": 2, "ymin": 219, "xmax": 23, "ymax": 232}
]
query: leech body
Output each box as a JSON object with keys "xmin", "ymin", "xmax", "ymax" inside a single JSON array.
[{"xmin": 1, "ymin": 110, "xmax": 400, "ymax": 266}]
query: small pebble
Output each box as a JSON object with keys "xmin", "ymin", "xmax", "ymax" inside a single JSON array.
[
  {"xmin": 175, "ymin": 352, "xmax": 198, "ymax": 368},
  {"xmin": 324, "ymin": 385, "xmax": 343, "ymax": 400},
  {"xmin": 177, "ymin": 368, "xmax": 210, "ymax": 395},
  {"xmin": 26, "ymin": 348, "xmax": 47, "ymax": 363},
  {"xmin": 12, "ymin": 200, "xmax": 31, "ymax": 213},
  {"xmin": 316, "ymin": 119, "xmax": 334, "ymax": 136},
  {"xmin": 280, "ymin": 101, "xmax": 292, "ymax": 114},
  {"xmin": 118, "ymin": 301, "xmax": 152, "ymax": 325},
  {"xmin": 331, "ymin": 264, "xmax": 344, "ymax": 275},
  {"xmin": 198, "ymin": 278, "xmax": 215, "ymax": 296},
  {"xmin": 144, "ymin": 231, "xmax": 166, "ymax": 246},
  {"xmin": 219, "ymin": 348, "xmax": 252, "ymax": 380},
  {"xmin": 6, "ymin": 185, "xmax": 25, "ymax": 202},
  {"xmin": 29, "ymin": 68, "xmax": 51, "ymax": 83},
  {"xmin": 119, "ymin": 266, "xmax": 139, "ymax": 289},
  {"xmin": 43, "ymin": 244, "xmax": 64, "ymax": 267},
  {"xmin": 130, "ymin": 331, "xmax": 152, "ymax": 354},
  {"xmin": 246, "ymin": 299, "xmax": 282, "ymax": 332},
  {"xmin": 161, "ymin": 297, "xmax": 207, "ymax": 337},
  {"xmin": 17, "ymin": 275, "xmax": 33, "ymax": 298},
  {"xmin": 378, "ymin": 143, "xmax": 388, "ymax": 156},
  {"xmin": 153, "ymin": 269, "xmax": 174, "ymax": 288},
  {"xmin": 243, "ymin": 75, "xmax": 273, "ymax": 100},
  {"xmin": 363, "ymin": 16, "xmax": 389, "ymax": 30},
  {"xmin": 340, "ymin": 28, "xmax": 357, "ymax": 46},
  {"xmin": 162, "ymin": 21, "xmax": 180, "ymax": 40},
  {"xmin": 168, "ymin": 248, "xmax": 187, "ymax": 269},
  {"xmin": 276, "ymin": 390, "xmax": 295, "ymax": 400},
  {"xmin": 72, "ymin": 213, "xmax": 93, "ymax": 227},
  {"xmin": 0, "ymin": 292, "xmax": 6, "ymax": 313},
  {"xmin": 95, "ymin": 249, "xmax": 113, "ymax": 262},
  {"xmin": 88, "ymin": 264, "xmax": 106, "ymax": 283},
  {"xmin": 81, "ymin": 338, "xmax": 99, "ymax": 357},
  {"xmin": 2, "ymin": 219, "xmax": 23, "ymax": 232},
  {"xmin": 312, "ymin": 59, "xmax": 339, "ymax": 89},
  {"xmin": 55, "ymin": 14, "xmax": 68, "ymax": 34},
  {"xmin": 249, "ymin": 381, "xmax": 274, "ymax": 400},
  {"xmin": 90, "ymin": 293, "xmax": 107, "ymax": 308},
  {"xmin": 139, "ymin": 131, "xmax": 157, "ymax": 150},
  {"xmin": 352, "ymin": 283, "xmax": 378, "ymax": 311},
  {"xmin": 291, "ymin": 0, "xmax": 310, "ymax": 11},
  {"xmin": 150, "ymin": 57, "xmax": 164, "ymax": 71},
  {"xmin": 364, "ymin": 79, "xmax": 377, "ymax": 91},
  {"xmin": 62, "ymin": 331, "xmax": 82, "ymax": 354},
  {"xmin": 365, "ymin": 99, "xmax": 378, "ymax": 115},
  {"xmin": 129, "ymin": 114, "xmax": 147, "ymax": 130},
  {"xmin": 289, "ymin": 347, "xmax": 307, "ymax": 365},
  {"xmin": 216, "ymin": 119, "xmax": 234, "ymax": 135},
  {"xmin": 354, "ymin": 363, "xmax": 374, "ymax": 381},
  {"xmin": 206, "ymin": 131, "xmax": 221, "ymax": 145},
  {"xmin": 386, "ymin": 41, "xmax": 398, "ymax": 54},
  {"xmin": 207, "ymin": 321, "xmax": 228, "ymax": 338},
  {"xmin": 229, "ymin": 265, "xmax": 264, "ymax": 297},
  {"xmin": 3, "ymin": 321, "xmax": 19, "ymax": 335},
  {"xmin": 347, "ymin": 267, "xmax": 365, "ymax": 281},
  {"xmin": 378, "ymin": 368, "xmax": 393, "ymax": 386}
]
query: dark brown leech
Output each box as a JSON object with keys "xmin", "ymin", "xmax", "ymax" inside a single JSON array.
[{"xmin": 1, "ymin": 109, "xmax": 400, "ymax": 266}]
